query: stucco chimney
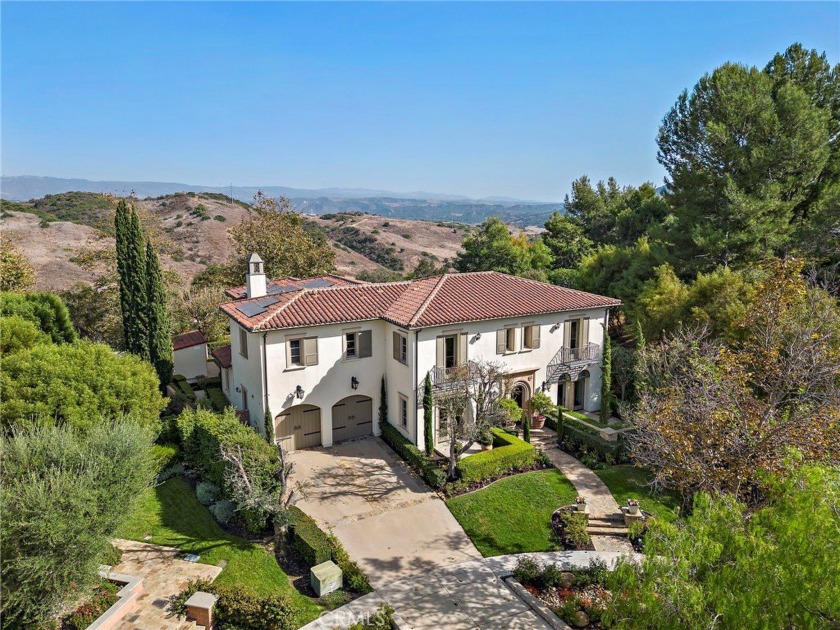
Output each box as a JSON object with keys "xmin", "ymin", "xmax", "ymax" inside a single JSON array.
[{"xmin": 246, "ymin": 253, "xmax": 266, "ymax": 299}]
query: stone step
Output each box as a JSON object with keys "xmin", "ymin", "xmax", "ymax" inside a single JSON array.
[
  {"xmin": 587, "ymin": 519, "xmax": 626, "ymax": 529},
  {"xmin": 587, "ymin": 525, "xmax": 629, "ymax": 536}
]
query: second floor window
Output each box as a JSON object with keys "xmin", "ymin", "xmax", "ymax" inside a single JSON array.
[
  {"xmin": 438, "ymin": 333, "xmax": 466, "ymax": 370},
  {"xmin": 505, "ymin": 327, "xmax": 516, "ymax": 352},
  {"xmin": 445, "ymin": 335, "xmax": 457, "ymax": 368},
  {"xmin": 239, "ymin": 328, "xmax": 248, "ymax": 359},
  {"xmin": 344, "ymin": 330, "xmax": 372, "ymax": 359},
  {"xmin": 522, "ymin": 325, "xmax": 540, "ymax": 350},
  {"xmin": 393, "ymin": 331, "xmax": 408, "ymax": 364},
  {"xmin": 287, "ymin": 336, "xmax": 318, "ymax": 368},
  {"xmin": 289, "ymin": 339, "xmax": 302, "ymax": 366}
]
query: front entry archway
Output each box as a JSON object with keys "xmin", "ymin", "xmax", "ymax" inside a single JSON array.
[
  {"xmin": 332, "ymin": 395, "xmax": 374, "ymax": 443},
  {"xmin": 276, "ymin": 404, "xmax": 322, "ymax": 452},
  {"xmin": 510, "ymin": 381, "xmax": 531, "ymax": 418}
]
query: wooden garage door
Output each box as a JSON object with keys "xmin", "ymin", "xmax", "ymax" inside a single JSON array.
[
  {"xmin": 276, "ymin": 405, "xmax": 322, "ymax": 452},
  {"xmin": 331, "ymin": 395, "xmax": 373, "ymax": 443}
]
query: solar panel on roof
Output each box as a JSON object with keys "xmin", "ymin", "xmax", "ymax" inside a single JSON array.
[
  {"xmin": 301, "ymin": 278, "xmax": 334, "ymax": 289},
  {"xmin": 236, "ymin": 302, "xmax": 267, "ymax": 317},
  {"xmin": 256, "ymin": 296, "xmax": 279, "ymax": 307},
  {"xmin": 267, "ymin": 284, "xmax": 300, "ymax": 295}
]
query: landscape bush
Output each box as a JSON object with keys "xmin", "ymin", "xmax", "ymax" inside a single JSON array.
[
  {"xmin": 209, "ymin": 499, "xmax": 237, "ymax": 525},
  {"xmin": 64, "ymin": 581, "xmax": 120, "ymax": 630},
  {"xmin": 0, "ymin": 291, "xmax": 77, "ymax": 343},
  {"xmin": 172, "ymin": 374, "xmax": 196, "ymax": 401},
  {"xmin": 101, "ymin": 542, "xmax": 124, "ymax": 567},
  {"xmin": 0, "ymin": 315, "xmax": 50, "ymax": 355},
  {"xmin": 205, "ymin": 386, "xmax": 230, "ymax": 412},
  {"xmin": 174, "ymin": 579, "xmax": 297, "ymax": 630},
  {"xmin": 1, "ymin": 421, "xmax": 155, "ymax": 627},
  {"xmin": 380, "ymin": 422, "xmax": 447, "ymax": 488},
  {"xmin": 286, "ymin": 507, "xmax": 372, "ymax": 593},
  {"xmin": 0, "ymin": 340, "xmax": 165, "ymax": 435},
  {"xmin": 176, "ymin": 408, "xmax": 281, "ymax": 529},
  {"xmin": 456, "ymin": 428, "xmax": 536, "ymax": 484},
  {"xmin": 150, "ymin": 442, "xmax": 180, "ymax": 476},
  {"xmin": 196, "ymin": 481, "xmax": 221, "ymax": 506},
  {"xmin": 558, "ymin": 420, "xmax": 627, "ymax": 465}
]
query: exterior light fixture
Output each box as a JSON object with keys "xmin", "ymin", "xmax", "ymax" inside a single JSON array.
[
  {"xmin": 351, "ymin": 376, "xmax": 359, "ymax": 390},
  {"xmin": 295, "ymin": 385, "xmax": 304, "ymax": 399},
  {"xmin": 541, "ymin": 381, "xmax": 548, "ymax": 392}
]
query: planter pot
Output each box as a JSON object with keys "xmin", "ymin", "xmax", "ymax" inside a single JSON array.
[
  {"xmin": 627, "ymin": 505, "xmax": 640, "ymax": 515},
  {"xmin": 531, "ymin": 415, "xmax": 546, "ymax": 429},
  {"xmin": 480, "ymin": 442, "xmax": 493, "ymax": 451},
  {"xmin": 575, "ymin": 502, "xmax": 587, "ymax": 512}
]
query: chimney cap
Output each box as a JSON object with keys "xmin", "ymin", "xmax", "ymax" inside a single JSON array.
[{"xmin": 248, "ymin": 253, "xmax": 264, "ymax": 263}]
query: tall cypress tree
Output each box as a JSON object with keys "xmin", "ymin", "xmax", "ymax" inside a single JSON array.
[
  {"xmin": 146, "ymin": 240, "xmax": 173, "ymax": 387},
  {"xmin": 114, "ymin": 199, "xmax": 132, "ymax": 350},
  {"xmin": 125, "ymin": 207, "xmax": 149, "ymax": 359},
  {"xmin": 423, "ymin": 373, "xmax": 434, "ymax": 455}
]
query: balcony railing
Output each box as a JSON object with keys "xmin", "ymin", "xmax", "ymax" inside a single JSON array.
[{"xmin": 546, "ymin": 342, "xmax": 600, "ymax": 383}]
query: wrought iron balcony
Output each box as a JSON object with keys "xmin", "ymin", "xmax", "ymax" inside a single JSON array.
[{"xmin": 546, "ymin": 343, "xmax": 600, "ymax": 384}]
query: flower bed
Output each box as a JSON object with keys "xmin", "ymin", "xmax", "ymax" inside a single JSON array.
[
  {"xmin": 551, "ymin": 506, "xmax": 594, "ymax": 551},
  {"xmin": 513, "ymin": 557, "xmax": 612, "ymax": 629}
]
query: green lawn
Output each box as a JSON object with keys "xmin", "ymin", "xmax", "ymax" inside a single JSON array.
[
  {"xmin": 595, "ymin": 465, "xmax": 682, "ymax": 522},
  {"xmin": 446, "ymin": 469, "xmax": 578, "ymax": 557},
  {"xmin": 117, "ymin": 476, "xmax": 322, "ymax": 625}
]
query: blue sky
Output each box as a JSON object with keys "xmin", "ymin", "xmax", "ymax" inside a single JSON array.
[{"xmin": 2, "ymin": 2, "xmax": 838, "ymax": 201}]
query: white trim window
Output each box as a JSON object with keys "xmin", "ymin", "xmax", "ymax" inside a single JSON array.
[
  {"xmin": 399, "ymin": 394, "xmax": 409, "ymax": 428},
  {"xmin": 239, "ymin": 328, "xmax": 249, "ymax": 359},
  {"xmin": 287, "ymin": 336, "xmax": 318, "ymax": 368},
  {"xmin": 344, "ymin": 330, "xmax": 372, "ymax": 360},
  {"xmin": 522, "ymin": 324, "xmax": 541, "ymax": 350},
  {"xmin": 392, "ymin": 331, "xmax": 408, "ymax": 365}
]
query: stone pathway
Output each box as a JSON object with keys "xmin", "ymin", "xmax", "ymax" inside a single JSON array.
[
  {"xmin": 530, "ymin": 428, "xmax": 634, "ymax": 553},
  {"xmin": 110, "ymin": 539, "xmax": 223, "ymax": 630},
  {"xmin": 299, "ymin": 551, "xmax": 642, "ymax": 630}
]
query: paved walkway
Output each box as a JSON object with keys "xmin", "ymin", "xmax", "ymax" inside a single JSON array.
[
  {"xmin": 530, "ymin": 428, "xmax": 634, "ymax": 553},
  {"xmin": 299, "ymin": 551, "xmax": 642, "ymax": 630},
  {"xmin": 290, "ymin": 437, "xmax": 481, "ymax": 588},
  {"xmin": 110, "ymin": 539, "xmax": 223, "ymax": 630}
]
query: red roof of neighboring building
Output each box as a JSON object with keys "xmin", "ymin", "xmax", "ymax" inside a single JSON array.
[
  {"xmin": 172, "ymin": 330, "xmax": 207, "ymax": 351},
  {"xmin": 211, "ymin": 344, "xmax": 232, "ymax": 369},
  {"xmin": 220, "ymin": 271, "xmax": 620, "ymax": 332}
]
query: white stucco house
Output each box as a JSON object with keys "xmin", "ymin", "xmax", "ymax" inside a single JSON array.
[
  {"xmin": 173, "ymin": 330, "xmax": 216, "ymax": 381},
  {"xmin": 216, "ymin": 254, "xmax": 620, "ymax": 452}
]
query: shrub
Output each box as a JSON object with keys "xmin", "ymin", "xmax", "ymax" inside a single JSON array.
[
  {"xmin": 196, "ymin": 481, "xmax": 220, "ymax": 505},
  {"xmin": 172, "ymin": 374, "xmax": 196, "ymax": 401},
  {"xmin": 380, "ymin": 422, "xmax": 447, "ymax": 488},
  {"xmin": 157, "ymin": 462, "xmax": 185, "ymax": 483},
  {"xmin": 205, "ymin": 386, "xmax": 229, "ymax": 412},
  {"xmin": 213, "ymin": 214, "xmax": 227, "ymax": 222},
  {"xmin": 558, "ymin": 418, "xmax": 627, "ymax": 465},
  {"xmin": 64, "ymin": 581, "xmax": 120, "ymax": 630},
  {"xmin": 0, "ymin": 315, "xmax": 50, "ymax": 355},
  {"xmin": 101, "ymin": 543, "xmax": 123, "ymax": 567},
  {"xmin": 286, "ymin": 507, "xmax": 372, "ymax": 593},
  {"xmin": 150, "ymin": 442, "xmax": 180, "ymax": 476},
  {"xmin": 1, "ymin": 421, "xmax": 154, "ymax": 626},
  {"xmin": 345, "ymin": 604, "xmax": 394, "ymax": 629},
  {"xmin": 174, "ymin": 580, "xmax": 296, "ymax": 630},
  {"xmin": 0, "ymin": 291, "xmax": 77, "ymax": 343},
  {"xmin": 456, "ymin": 428, "xmax": 536, "ymax": 484},
  {"xmin": 513, "ymin": 557, "xmax": 542, "ymax": 584},
  {"xmin": 564, "ymin": 512, "xmax": 591, "ymax": 548},
  {"xmin": 209, "ymin": 499, "xmax": 236, "ymax": 525}
]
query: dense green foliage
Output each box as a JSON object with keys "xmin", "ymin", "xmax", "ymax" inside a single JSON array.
[
  {"xmin": 145, "ymin": 240, "xmax": 173, "ymax": 386},
  {"xmin": 1, "ymin": 421, "xmax": 154, "ymax": 627},
  {"xmin": 600, "ymin": 331, "xmax": 612, "ymax": 422},
  {"xmin": 557, "ymin": 416, "xmax": 627, "ymax": 466},
  {"xmin": 115, "ymin": 200, "xmax": 150, "ymax": 357},
  {"xmin": 64, "ymin": 581, "xmax": 120, "ymax": 630},
  {"xmin": 14, "ymin": 191, "xmax": 116, "ymax": 228},
  {"xmin": 0, "ymin": 291, "xmax": 77, "ymax": 343},
  {"xmin": 176, "ymin": 408, "xmax": 281, "ymax": 527},
  {"xmin": 446, "ymin": 469, "xmax": 577, "ymax": 556},
  {"xmin": 0, "ymin": 242, "xmax": 36, "ymax": 292},
  {"xmin": 0, "ymin": 339, "xmax": 165, "ymax": 434},
  {"xmin": 0, "ymin": 315, "xmax": 49, "ymax": 355},
  {"xmin": 605, "ymin": 465, "xmax": 840, "ymax": 629},
  {"xmin": 380, "ymin": 421, "xmax": 446, "ymax": 488},
  {"xmin": 423, "ymin": 373, "xmax": 434, "ymax": 455},
  {"xmin": 456, "ymin": 428, "xmax": 536, "ymax": 484},
  {"xmin": 455, "ymin": 217, "xmax": 551, "ymax": 279}
]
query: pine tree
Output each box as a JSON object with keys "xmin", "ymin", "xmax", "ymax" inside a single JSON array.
[
  {"xmin": 600, "ymin": 328, "xmax": 613, "ymax": 422},
  {"xmin": 264, "ymin": 410, "xmax": 275, "ymax": 444},
  {"xmin": 522, "ymin": 408, "xmax": 530, "ymax": 443},
  {"xmin": 378, "ymin": 376, "xmax": 388, "ymax": 430},
  {"xmin": 423, "ymin": 373, "xmax": 434, "ymax": 455},
  {"xmin": 116, "ymin": 205, "xmax": 151, "ymax": 358},
  {"xmin": 146, "ymin": 240, "xmax": 173, "ymax": 387}
]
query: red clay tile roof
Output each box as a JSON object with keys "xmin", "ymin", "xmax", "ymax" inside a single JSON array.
[
  {"xmin": 224, "ymin": 274, "xmax": 361, "ymax": 299},
  {"xmin": 172, "ymin": 330, "xmax": 207, "ymax": 351},
  {"xmin": 220, "ymin": 272, "xmax": 620, "ymax": 332},
  {"xmin": 211, "ymin": 344, "xmax": 232, "ymax": 368}
]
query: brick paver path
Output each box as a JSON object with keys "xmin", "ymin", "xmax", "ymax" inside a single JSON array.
[
  {"xmin": 110, "ymin": 539, "xmax": 223, "ymax": 630},
  {"xmin": 530, "ymin": 428, "xmax": 634, "ymax": 553}
]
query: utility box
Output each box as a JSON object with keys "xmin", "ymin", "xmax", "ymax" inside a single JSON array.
[{"xmin": 310, "ymin": 560, "xmax": 342, "ymax": 597}]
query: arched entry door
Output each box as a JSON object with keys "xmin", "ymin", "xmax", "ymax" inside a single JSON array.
[
  {"xmin": 332, "ymin": 395, "xmax": 373, "ymax": 443},
  {"xmin": 276, "ymin": 405, "xmax": 322, "ymax": 452},
  {"xmin": 510, "ymin": 381, "xmax": 531, "ymax": 417}
]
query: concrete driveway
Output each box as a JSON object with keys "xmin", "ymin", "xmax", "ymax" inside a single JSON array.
[{"xmin": 290, "ymin": 437, "xmax": 481, "ymax": 588}]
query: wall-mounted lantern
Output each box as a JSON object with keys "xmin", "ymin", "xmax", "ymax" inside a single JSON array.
[
  {"xmin": 295, "ymin": 385, "xmax": 305, "ymax": 399},
  {"xmin": 351, "ymin": 376, "xmax": 359, "ymax": 390}
]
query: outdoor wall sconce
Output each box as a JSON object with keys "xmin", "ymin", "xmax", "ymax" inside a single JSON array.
[
  {"xmin": 541, "ymin": 381, "xmax": 549, "ymax": 392},
  {"xmin": 295, "ymin": 385, "xmax": 304, "ymax": 399},
  {"xmin": 550, "ymin": 323, "xmax": 560, "ymax": 333},
  {"xmin": 235, "ymin": 386, "xmax": 241, "ymax": 393},
  {"xmin": 351, "ymin": 376, "xmax": 359, "ymax": 390},
  {"xmin": 474, "ymin": 332, "xmax": 481, "ymax": 340}
]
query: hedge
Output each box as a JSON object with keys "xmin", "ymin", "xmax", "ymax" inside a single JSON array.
[
  {"xmin": 380, "ymin": 422, "xmax": 447, "ymax": 489},
  {"xmin": 205, "ymin": 386, "xmax": 230, "ymax": 412},
  {"xmin": 172, "ymin": 375, "xmax": 196, "ymax": 401},
  {"xmin": 286, "ymin": 507, "xmax": 372, "ymax": 593},
  {"xmin": 557, "ymin": 419, "xmax": 628, "ymax": 465},
  {"xmin": 150, "ymin": 442, "xmax": 180, "ymax": 475},
  {"xmin": 456, "ymin": 428, "xmax": 536, "ymax": 484}
]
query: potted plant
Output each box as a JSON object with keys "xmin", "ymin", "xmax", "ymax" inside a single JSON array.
[
  {"xmin": 627, "ymin": 498, "xmax": 640, "ymax": 515},
  {"xmin": 575, "ymin": 496, "xmax": 587, "ymax": 512},
  {"xmin": 499, "ymin": 398, "xmax": 521, "ymax": 429},
  {"xmin": 530, "ymin": 391, "xmax": 555, "ymax": 429},
  {"xmin": 477, "ymin": 426, "xmax": 493, "ymax": 451}
]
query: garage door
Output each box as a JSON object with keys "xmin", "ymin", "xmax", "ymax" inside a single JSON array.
[
  {"xmin": 331, "ymin": 395, "xmax": 373, "ymax": 443},
  {"xmin": 276, "ymin": 405, "xmax": 322, "ymax": 451}
]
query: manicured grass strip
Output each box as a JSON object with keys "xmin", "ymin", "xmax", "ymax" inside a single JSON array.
[
  {"xmin": 446, "ymin": 469, "xmax": 578, "ymax": 557},
  {"xmin": 595, "ymin": 464, "xmax": 682, "ymax": 522},
  {"xmin": 117, "ymin": 476, "xmax": 322, "ymax": 624}
]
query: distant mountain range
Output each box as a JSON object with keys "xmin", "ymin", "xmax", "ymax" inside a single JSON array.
[{"xmin": 1, "ymin": 175, "xmax": 561, "ymax": 226}]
